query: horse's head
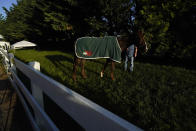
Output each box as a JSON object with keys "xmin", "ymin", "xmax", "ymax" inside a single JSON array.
[
  {"xmin": 137, "ymin": 30, "xmax": 148, "ymax": 52},
  {"xmin": 117, "ymin": 30, "xmax": 148, "ymax": 53}
]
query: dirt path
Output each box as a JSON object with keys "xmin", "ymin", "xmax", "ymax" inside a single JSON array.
[{"xmin": 0, "ymin": 65, "xmax": 32, "ymax": 131}]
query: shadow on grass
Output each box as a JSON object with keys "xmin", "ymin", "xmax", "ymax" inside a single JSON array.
[
  {"xmin": 45, "ymin": 55, "xmax": 73, "ymax": 80},
  {"xmin": 46, "ymin": 55, "xmax": 73, "ymax": 64},
  {"xmin": 45, "ymin": 55, "xmax": 109, "ymax": 81},
  {"xmin": 136, "ymin": 56, "xmax": 196, "ymax": 70}
]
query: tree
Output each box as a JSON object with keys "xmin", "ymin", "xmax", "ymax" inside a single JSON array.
[
  {"xmin": 134, "ymin": 0, "xmax": 196, "ymax": 62},
  {"xmin": 102, "ymin": 0, "xmax": 134, "ymax": 35},
  {"xmin": 36, "ymin": 0, "xmax": 135, "ymax": 36},
  {"xmin": 0, "ymin": 14, "xmax": 6, "ymax": 36},
  {"xmin": 0, "ymin": 0, "xmax": 34, "ymax": 43}
]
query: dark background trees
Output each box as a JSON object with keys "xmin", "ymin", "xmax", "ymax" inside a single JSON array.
[
  {"xmin": 0, "ymin": 0, "xmax": 195, "ymax": 67},
  {"xmin": 134, "ymin": 0, "xmax": 196, "ymax": 66}
]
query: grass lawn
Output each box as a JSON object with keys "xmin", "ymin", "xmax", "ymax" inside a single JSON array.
[{"xmin": 14, "ymin": 49, "xmax": 196, "ymax": 131}]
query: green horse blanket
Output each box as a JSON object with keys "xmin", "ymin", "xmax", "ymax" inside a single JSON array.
[{"xmin": 75, "ymin": 36, "xmax": 121, "ymax": 63}]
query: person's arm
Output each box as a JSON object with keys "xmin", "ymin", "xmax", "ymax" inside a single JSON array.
[{"xmin": 134, "ymin": 46, "xmax": 138, "ymax": 57}]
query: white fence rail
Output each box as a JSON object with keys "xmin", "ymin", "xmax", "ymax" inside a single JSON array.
[{"xmin": 0, "ymin": 48, "xmax": 143, "ymax": 131}]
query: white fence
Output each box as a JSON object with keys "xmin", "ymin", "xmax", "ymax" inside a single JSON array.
[{"xmin": 0, "ymin": 48, "xmax": 143, "ymax": 131}]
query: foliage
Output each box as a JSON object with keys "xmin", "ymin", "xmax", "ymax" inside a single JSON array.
[
  {"xmin": 134, "ymin": 0, "xmax": 196, "ymax": 60},
  {"xmin": 0, "ymin": 0, "xmax": 31, "ymax": 42},
  {"xmin": 35, "ymin": 0, "xmax": 134, "ymax": 37},
  {"xmin": 0, "ymin": 0, "xmax": 135, "ymax": 44},
  {"xmin": 14, "ymin": 49, "xmax": 196, "ymax": 131}
]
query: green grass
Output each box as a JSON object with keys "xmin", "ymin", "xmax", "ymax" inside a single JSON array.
[{"xmin": 14, "ymin": 49, "xmax": 196, "ymax": 131}]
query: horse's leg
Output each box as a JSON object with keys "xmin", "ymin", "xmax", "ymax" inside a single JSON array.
[
  {"xmin": 101, "ymin": 59, "xmax": 110, "ymax": 77},
  {"xmin": 81, "ymin": 59, "xmax": 87, "ymax": 78},
  {"xmin": 73, "ymin": 56, "xmax": 79, "ymax": 81},
  {"xmin": 111, "ymin": 61, "xmax": 115, "ymax": 80}
]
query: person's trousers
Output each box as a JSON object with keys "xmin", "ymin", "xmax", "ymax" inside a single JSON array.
[{"xmin": 124, "ymin": 56, "xmax": 134, "ymax": 72}]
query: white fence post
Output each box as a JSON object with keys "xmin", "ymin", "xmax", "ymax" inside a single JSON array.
[
  {"xmin": 28, "ymin": 61, "xmax": 43, "ymax": 108},
  {"xmin": 28, "ymin": 61, "xmax": 44, "ymax": 128}
]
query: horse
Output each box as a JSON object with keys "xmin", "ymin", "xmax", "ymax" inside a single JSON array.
[{"xmin": 72, "ymin": 30, "xmax": 147, "ymax": 81}]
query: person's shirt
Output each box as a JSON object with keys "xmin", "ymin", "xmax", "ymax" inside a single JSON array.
[{"xmin": 126, "ymin": 44, "xmax": 135, "ymax": 57}]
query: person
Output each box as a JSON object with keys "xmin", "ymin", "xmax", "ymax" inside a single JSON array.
[{"xmin": 124, "ymin": 44, "xmax": 138, "ymax": 72}]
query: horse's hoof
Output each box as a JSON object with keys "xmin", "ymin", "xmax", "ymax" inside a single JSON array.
[{"xmin": 100, "ymin": 72, "xmax": 104, "ymax": 77}]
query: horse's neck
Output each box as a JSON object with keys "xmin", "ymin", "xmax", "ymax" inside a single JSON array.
[
  {"xmin": 137, "ymin": 31, "xmax": 146, "ymax": 47},
  {"xmin": 118, "ymin": 42, "xmax": 125, "ymax": 51},
  {"xmin": 117, "ymin": 38, "xmax": 127, "ymax": 52}
]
